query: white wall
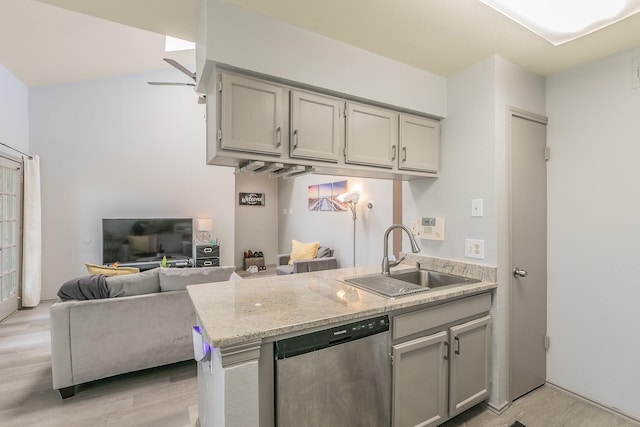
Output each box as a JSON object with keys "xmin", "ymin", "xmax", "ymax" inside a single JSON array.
[
  {"xmin": 278, "ymin": 174, "xmax": 393, "ymax": 269},
  {"xmin": 199, "ymin": 0, "xmax": 446, "ymax": 117},
  {"xmin": 404, "ymin": 57, "xmax": 497, "ymax": 263},
  {"xmin": 29, "ymin": 69, "xmax": 236, "ymax": 300},
  {"xmin": 0, "ymin": 64, "xmax": 29, "ymax": 156},
  {"xmin": 405, "ymin": 55, "xmax": 545, "ymax": 409},
  {"xmin": 546, "ymin": 47, "xmax": 640, "ymax": 419},
  {"xmin": 235, "ymin": 174, "xmax": 279, "ymax": 268}
]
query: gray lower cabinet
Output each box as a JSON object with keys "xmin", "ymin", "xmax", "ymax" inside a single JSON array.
[
  {"xmin": 392, "ymin": 294, "xmax": 492, "ymax": 427},
  {"xmin": 449, "ymin": 315, "xmax": 492, "ymax": 417},
  {"xmin": 392, "ymin": 331, "xmax": 448, "ymax": 427}
]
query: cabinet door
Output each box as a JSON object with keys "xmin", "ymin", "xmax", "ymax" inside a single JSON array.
[
  {"xmin": 399, "ymin": 114, "xmax": 440, "ymax": 173},
  {"xmin": 449, "ymin": 315, "xmax": 491, "ymax": 417},
  {"xmin": 392, "ymin": 331, "xmax": 448, "ymax": 427},
  {"xmin": 346, "ymin": 103, "xmax": 397, "ymax": 168},
  {"xmin": 220, "ymin": 73, "xmax": 284, "ymax": 155},
  {"xmin": 290, "ymin": 91, "xmax": 342, "ymax": 162}
]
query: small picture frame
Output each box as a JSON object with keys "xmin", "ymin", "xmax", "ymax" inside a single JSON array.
[{"xmin": 239, "ymin": 192, "xmax": 265, "ymax": 206}]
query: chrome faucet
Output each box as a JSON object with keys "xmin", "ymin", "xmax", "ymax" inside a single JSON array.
[{"xmin": 382, "ymin": 224, "xmax": 421, "ymax": 275}]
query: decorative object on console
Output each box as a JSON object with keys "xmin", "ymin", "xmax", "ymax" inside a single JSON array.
[{"xmin": 195, "ymin": 218, "xmax": 213, "ymax": 243}]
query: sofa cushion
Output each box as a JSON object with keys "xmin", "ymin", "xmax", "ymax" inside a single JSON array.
[
  {"xmin": 288, "ymin": 240, "xmax": 319, "ymax": 265},
  {"xmin": 105, "ymin": 268, "xmax": 161, "ymax": 298},
  {"xmin": 159, "ymin": 266, "xmax": 236, "ymax": 292},
  {"xmin": 85, "ymin": 263, "xmax": 140, "ymax": 276}
]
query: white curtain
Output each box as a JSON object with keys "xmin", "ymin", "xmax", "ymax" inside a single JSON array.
[{"xmin": 22, "ymin": 155, "xmax": 42, "ymax": 307}]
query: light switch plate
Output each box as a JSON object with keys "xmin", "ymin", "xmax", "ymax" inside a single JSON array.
[
  {"xmin": 633, "ymin": 56, "xmax": 640, "ymax": 89},
  {"xmin": 465, "ymin": 238, "xmax": 485, "ymax": 259},
  {"xmin": 471, "ymin": 199, "xmax": 483, "ymax": 217}
]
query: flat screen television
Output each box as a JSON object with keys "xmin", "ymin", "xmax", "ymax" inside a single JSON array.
[{"xmin": 102, "ymin": 218, "xmax": 193, "ymax": 266}]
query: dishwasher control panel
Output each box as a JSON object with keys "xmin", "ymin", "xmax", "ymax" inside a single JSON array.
[{"xmin": 275, "ymin": 315, "xmax": 389, "ymax": 359}]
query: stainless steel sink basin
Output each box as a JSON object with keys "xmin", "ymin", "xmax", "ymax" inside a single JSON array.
[{"xmin": 343, "ymin": 269, "xmax": 480, "ymax": 298}]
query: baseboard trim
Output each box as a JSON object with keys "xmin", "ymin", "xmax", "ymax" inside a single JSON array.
[
  {"xmin": 546, "ymin": 382, "xmax": 640, "ymax": 426},
  {"xmin": 486, "ymin": 400, "xmax": 509, "ymax": 415}
]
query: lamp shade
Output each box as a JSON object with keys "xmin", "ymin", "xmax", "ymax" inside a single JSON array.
[{"xmin": 196, "ymin": 218, "xmax": 213, "ymax": 232}]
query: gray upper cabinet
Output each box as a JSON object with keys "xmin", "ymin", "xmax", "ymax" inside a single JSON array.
[
  {"xmin": 219, "ymin": 73, "xmax": 284, "ymax": 155},
  {"xmin": 290, "ymin": 91, "xmax": 342, "ymax": 162},
  {"xmin": 449, "ymin": 315, "xmax": 492, "ymax": 417},
  {"xmin": 399, "ymin": 114, "xmax": 440, "ymax": 173},
  {"xmin": 212, "ymin": 69, "xmax": 441, "ymax": 179},
  {"xmin": 345, "ymin": 103, "xmax": 398, "ymax": 168}
]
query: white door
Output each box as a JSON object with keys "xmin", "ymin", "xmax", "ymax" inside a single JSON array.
[
  {"xmin": 0, "ymin": 157, "xmax": 22, "ymax": 321},
  {"xmin": 509, "ymin": 111, "xmax": 548, "ymax": 401}
]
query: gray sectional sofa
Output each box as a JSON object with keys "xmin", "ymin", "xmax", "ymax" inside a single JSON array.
[{"xmin": 49, "ymin": 266, "xmax": 239, "ymax": 398}]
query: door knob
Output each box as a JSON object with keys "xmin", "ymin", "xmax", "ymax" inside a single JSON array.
[{"xmin": 513, "ymin": 268, "xmax": 528, "ymax": 278}]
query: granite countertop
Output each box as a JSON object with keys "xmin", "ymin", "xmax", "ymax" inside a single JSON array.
[{"xmin": 187, "ymin": 256, "xmax": 497, "ymax": 348}]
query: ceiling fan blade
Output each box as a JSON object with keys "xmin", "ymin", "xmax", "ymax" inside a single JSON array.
[
  {"xmin": 163, "ymin": 58, "xmax": 196, "ymax": 81},
  {"xmin": 147, "ymin": 82, "xmax": 196, "ymax": 86}
]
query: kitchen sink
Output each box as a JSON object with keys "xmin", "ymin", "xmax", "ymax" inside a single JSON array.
[{"xmin": 343, "ymin": 269, "xmax": 480, "ymax": 298}]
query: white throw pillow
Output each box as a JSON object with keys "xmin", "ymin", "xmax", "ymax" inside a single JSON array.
[{"xmin": 159, "ymin": 266, "xmax": 236, "ymax": 292}]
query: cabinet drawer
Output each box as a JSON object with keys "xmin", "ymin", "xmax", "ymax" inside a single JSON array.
[
  {"xmin": 195, "ymin": 258, "xmax": 219, "ymax": 267},
  {"xmin": 393, "ymin": 293, "xmax": 491, "ymax": 341},
  {"xmin": 196, "ymin": 245, "xmax": 219, "ymax": 258}
]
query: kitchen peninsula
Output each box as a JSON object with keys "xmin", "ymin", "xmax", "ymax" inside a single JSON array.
[{"xmin": 187, "ymin": 256, "xmax": 497, "ymax": 427}]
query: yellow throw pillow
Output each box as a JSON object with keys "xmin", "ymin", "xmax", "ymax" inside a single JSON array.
[
  {"xmin": 288, "ymin": 240, "xmax": 320, "ymax": 266},
  {"xmin": 85, "ymin": 263, "xmax": 140, "ymax": 277}
]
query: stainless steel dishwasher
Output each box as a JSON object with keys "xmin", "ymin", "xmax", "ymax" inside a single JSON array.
[{"xmin": 274, "ymin": 315, "xmax": 390, "ymax": 427}]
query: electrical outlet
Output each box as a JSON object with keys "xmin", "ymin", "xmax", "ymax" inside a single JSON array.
[
  {"xmin": 465, "ymin": 239, "xmax": 485, "ymax": 259},
  {"xmin": 634, "ymin": 56, "xmax": 640, "ymax": 89}
]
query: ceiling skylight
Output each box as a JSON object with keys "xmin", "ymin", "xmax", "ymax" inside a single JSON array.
[
  {"xmin": 480, "ymin": 0, "xmax": 640, "ymax": 45},
  {"xmin": 165, "ymin": 35, "xmax": 195, "ymax": 52}
]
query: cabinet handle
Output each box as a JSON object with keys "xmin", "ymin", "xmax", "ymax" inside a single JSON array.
[
  {"xmin": 455, "ymin": 336, "xmax": 460, "ymax": 355},
  {"xmin": 391, "ymin": 145, "xmax": 397, "ymax": 161},
  {"xmin": 203, "ymin": 247, "xmax": 212, "ymax": 253},
  {"xmin": 402, "ymin": 146, "xmax": 407, "ymax": 162},
  {"xmin": 444, "ymin": 341, "xmax": 449, "ymax": 361},
  {"xmin": 293, "ymin": 129, "xmax": 299, "ymax": 148},
  {"xmin": 275, "ymin": 126, "xmax": 282, "ymax": 148}
]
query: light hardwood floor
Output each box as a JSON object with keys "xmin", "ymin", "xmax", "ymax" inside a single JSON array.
[{"xmin": 1, "ymin": 302, "xmax": 637, "ymax": 427}]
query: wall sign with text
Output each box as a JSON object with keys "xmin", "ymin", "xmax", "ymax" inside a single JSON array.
[{"xmin": 239, "ymin": 192, "xmax": 265, "ymax": 206}]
